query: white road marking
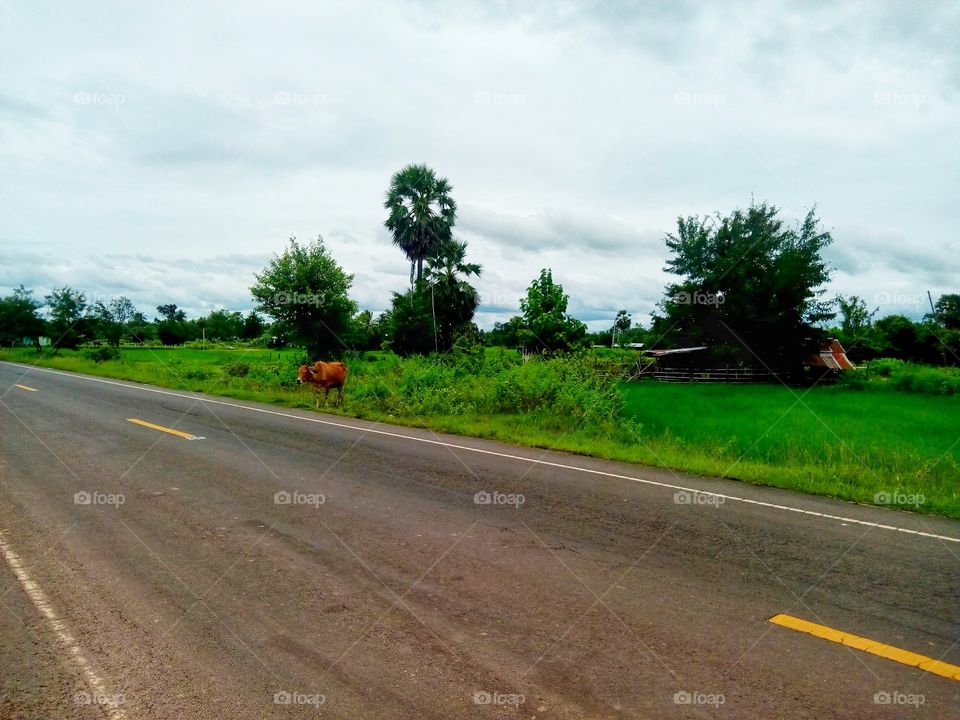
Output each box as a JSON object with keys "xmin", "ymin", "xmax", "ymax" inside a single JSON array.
[
  {"xmin": 4, "ymin": 361, "xmax": 959, "ymax": 544},
  {"xmin": 0, "ymin": 529, "xmax": 129, "ymax": 720}
]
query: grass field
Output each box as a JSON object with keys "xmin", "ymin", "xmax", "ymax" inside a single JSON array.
[
  {"xmin": 2, "ymin": 345, "xmax": 957, "ymax": 518},
  {"xmin": 619, "ymin": 382, "xmax": 959, "ymax": 517}
]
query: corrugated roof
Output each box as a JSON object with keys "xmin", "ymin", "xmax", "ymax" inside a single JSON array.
[
  {"xmin": 643, "ymin": 346, "xmax": 708, "ymax": 357},
  {"xmin": 806, "ymin": 339, "xmax": 855, "ymax": 370}
]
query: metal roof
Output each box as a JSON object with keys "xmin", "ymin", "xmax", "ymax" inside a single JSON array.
[
  {"xmin": 805, "ymin": 339, "xmax": 855, "ymax": 370},
  {"xmin": 643, "ymin": 346, "xmax": 708, "ymax": 357}
]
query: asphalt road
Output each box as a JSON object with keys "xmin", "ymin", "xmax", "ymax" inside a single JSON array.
[{"xmin": 0, "ymin": 359, "xmax": 958, "ymax": 719}]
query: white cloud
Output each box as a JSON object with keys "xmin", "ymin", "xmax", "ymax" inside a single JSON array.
[{"xmin": 0, "ymin": 0, "xmax": 957, "ymax": 331}]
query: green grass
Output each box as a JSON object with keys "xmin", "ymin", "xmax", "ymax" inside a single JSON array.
[
  {"xmin": 2, "ymin": 346, "xmax": 957, "ymax": 518},
  {"xmin": 619, "ymin": 382, "xmax": 959, "ymax": 517}
]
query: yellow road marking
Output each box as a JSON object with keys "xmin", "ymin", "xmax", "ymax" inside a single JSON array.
[
  {"xmin": 769, "ymin": 614, "xmax": 960, "ymax": 681},
  {"xmin": 14, "ymin": 384, "xmax": 38, "ymax": 392},
  {"xmin": 127, "ymin": 418, "xmax": 203, "ymax": 440}
]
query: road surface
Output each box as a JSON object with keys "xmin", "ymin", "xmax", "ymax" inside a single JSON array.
[{"xmin": 1, "ymin": 360, "xmax": 958, "ymax": 718}]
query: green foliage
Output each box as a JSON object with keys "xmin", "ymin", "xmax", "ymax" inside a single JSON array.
[
  {"xmin": 384, "ymin": 163, "xmax": 457, "ymax": 282},
  {"xmin": 341, "ymin": 350, "xmax": 626, "ymax": 435},
  {"xmin": 128, "ymin": 311, "xmax": 155, "ymax": 344},
  {"xmin": 251, "ymin": 235, "xmax": 357, "ymax": 359},
  {"xmin": 349, "ymin": 310, "xmax": 384, "ymax": 351},
  {"xmin": 156, "ymin": 304, "xmax": 186, "ymax": 322},
  {"xmin": 487, "ymin": 316, "xmax": 526, "ymax": 347},
  {"xmin": 836, "ymin": 295, "xmax": 876, "ymax": 338},
  {"xmin": 45, "ymin": 286, "xmax": 91, "ymax": 350},
  {"xmin": 828, "ymin": 305, "xmax": 957, "ymax": 365},
  {"xmin": 242, "ymin": 311, "xmax": 265, "ymax": 340},
  {"xmin": 652, "ymin": 202, "xmax": 834, "ymax": 369},
  {"xmin": 933, "ymin": 293, "xmax": 960, "ymax": 330},
  {"xmin": 154, "ymin": 303, "xmax": 191, "ymax": 345},
  {"xmin": 2, "ymin": 344, "xmax": 957, "ymax": 517},
  {"xmin": 620, "ymin": 381, "xmax": 959, "ymax": 517},
  {"xmin": 842, "ymin": 358, "xmax": 960, "ymax": 395},
  {"xmin": 92, "ymin": 296, "xmax": 136, "ymax": 347},
  {"xmin": 388, "ymin": 239, "xmax": 482, "ymax": 356},
  {"xmin": 423, "ymin": 239, "xmax": 481, "ymax": 349},
  {"xmin": 519, "ymin": 269, "xmax": 587, "ymax": 352},
  {"xmin": 448, "ymin": 330, "xmax": 485, "ymax": 373},
  {"xmin": 387, "ymin": 283, "xmax": 437, "ymax": 356},
  {"xmin": 84, "ymin": 345, "xmax": 121, "ymax": 363},
  {"xmin": 873, "ymin": 315, "xmax": 919, "ymax": 357},
  {"xmin": 199, "ymin": 309, "xmax": 245, "ymax": 341},
  {"xmin": 0, "ymin": 285, "xmax": 45, "ymax": 346},
  {"xmin": 492, "ymin": 354, "xmax": 624, "ymax": 427},
  {"xmin": 611, "ymin": 310, "xmax": 631, "ymax": 346}
]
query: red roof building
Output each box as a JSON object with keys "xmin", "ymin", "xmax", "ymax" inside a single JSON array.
[{"xmin": 805, "ymin": 339, "xmax": 855, "ymax": 371}]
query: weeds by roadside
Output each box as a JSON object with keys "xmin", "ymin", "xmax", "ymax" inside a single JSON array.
[{"xmin": 1, "ymin": 346, "xmax": 956, "ymax": 518}]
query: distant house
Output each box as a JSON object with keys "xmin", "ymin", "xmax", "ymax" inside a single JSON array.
[{"xmin": 805, "ymin": 338, "xmax": 855, "ymax": 371}]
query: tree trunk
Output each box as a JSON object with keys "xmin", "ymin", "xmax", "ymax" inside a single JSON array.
[{"xmin": 416, "ymin": 257, "xmax": 423, "ymax": 282}]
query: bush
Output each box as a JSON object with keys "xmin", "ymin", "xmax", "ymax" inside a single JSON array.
[
  {"xmin": 84, "ymin": 345, "xmax": 121, "ymax": 363},
  {"xmin": 856, "ymin": 358, "xmax": 960, "ymax": 396},
  {"xmin": 224, "ymin": 362, "xmax": 251, "ymax": 377},
  {"xmin": 492, "ymin": 354, "xmax": 623, "ymax": 425},
  {"xmin": 869, "ymin": 358, "xmax": 907, "ymax": 378}
]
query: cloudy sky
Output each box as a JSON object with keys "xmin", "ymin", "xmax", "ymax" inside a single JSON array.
[{"xmin": 1, "ymin": 0, "xmax": 957, "ymax": 329}]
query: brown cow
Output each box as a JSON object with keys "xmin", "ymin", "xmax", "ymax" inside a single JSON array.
[{"xmin": 297, "ymin": 361, "xmax": 348, "ymax": 408}]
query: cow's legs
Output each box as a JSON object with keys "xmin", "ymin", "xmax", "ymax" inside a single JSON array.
[{"xmin": 314, "ymin": 387, "xmax": 321, "ymax": 408}]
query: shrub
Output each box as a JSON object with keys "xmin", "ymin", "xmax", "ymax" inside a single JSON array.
[
  {"xmin": 858, "ymin": 358, "xmax": 960, "ymax": 396},
  {"xmin": 224, "ymin": 362, "xmax": 251, "ymax": 377},
  {"xmin": 491, "ymin": 353, "xmax": 624, "ymax": 426},
  {"xmin": 84, "ymin": 345, "xmax": 121, "ymax": 363}
]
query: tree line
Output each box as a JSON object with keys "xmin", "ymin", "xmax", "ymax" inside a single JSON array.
[
  {"xmin": 2, "ymin": 164, "xmax": 957, "ymax": 368},
  {"xmin": 0, "ymin": 287, "xmax": 268, "ymax": 349}
]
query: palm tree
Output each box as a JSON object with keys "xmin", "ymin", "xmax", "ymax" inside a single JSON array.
[
  {"xmin": 424, "ymin": 239, "xmax": 481, "ymax": 290},
  {"xmin": 423, "ymin": 239, "xmax": 482, "ymax": 350},
  {"xmin": 384, "ymin": 164, "xmax": 457, "ymax": 283}
]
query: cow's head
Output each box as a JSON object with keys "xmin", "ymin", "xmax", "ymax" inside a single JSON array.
[{"xmin": 296, "ymin": 364, "xmax": 311, "ymax": 384}]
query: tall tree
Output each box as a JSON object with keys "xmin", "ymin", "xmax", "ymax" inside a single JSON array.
[
  {"xmin": 92, "ymin": 296, "xmax": 136, "ymax": 348},
  {"xmin": 155, "ymin": 304, "xmax": 186, "ymax": 322},
  {"xmin": 652, "ymin": 202, "xmax": 834, "ymax": 370},
  {"xmin": 933, "ymin": 293, "xmax": 960, "ymax": 330},
  {"xmin": 242, "ymin": 311, "xmax": 265, "ymax": 340},
  {"xmin": 423, "ymin": 239, "xmax": 482, "ymax": 350},
  {"xmin": 0, "ymin": 286, "xmax": 45, "ymax": 347},
  {"xmin": 487, "ymin": 316, "xmax": 526, "ymax": 348},
  {"xmin": 386, "ymin": 286, "xmax": 436, "ymax": 356},
  {"xmin": 520, "ymin": 269, "xmax": 587, "ymax": 353},
  {"xmin": 251, "ymin": 236, "xmax": 357, "ymax": 358},
  {"xmin": 349, "ymin": 310, "xmax": 381, "ymax": 351},
  {"xmin": 611, "ymin": 310, "xmax": 632, "ymax": 346},
  {"xmin": 384, "ymin": 163, "xmax": 457, "ymax": 283},
  {"xmin": 836, "ymin": 295, "xmax": 875, "ymax": 338},
  {"xmin": 128, "ymin": 311, "xmax": 155, "ymax": 344},
  {"xmin": 203, "ymin": 309, "xmax": 245, "ymax": 341},
  {"xmin": 154, "ymin": 303, "xmax": 190, "ymax": 345},
  {"xmin": 45, "ymin": 286, "xmax": 90, "ymax": 350}
]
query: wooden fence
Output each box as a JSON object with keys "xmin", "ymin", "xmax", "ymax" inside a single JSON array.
[{"xmin": 627, "ymin": 365, "xmax": 788, "ymax": 383}]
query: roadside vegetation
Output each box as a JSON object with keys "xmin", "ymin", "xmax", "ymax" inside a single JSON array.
[
  {"xmin": 2, "ymin": 165, "xmax": 958, "ymax": 518},
  {"xmin": 2, "ymin": 345, "xmax": 957, "ymax": 518}
]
